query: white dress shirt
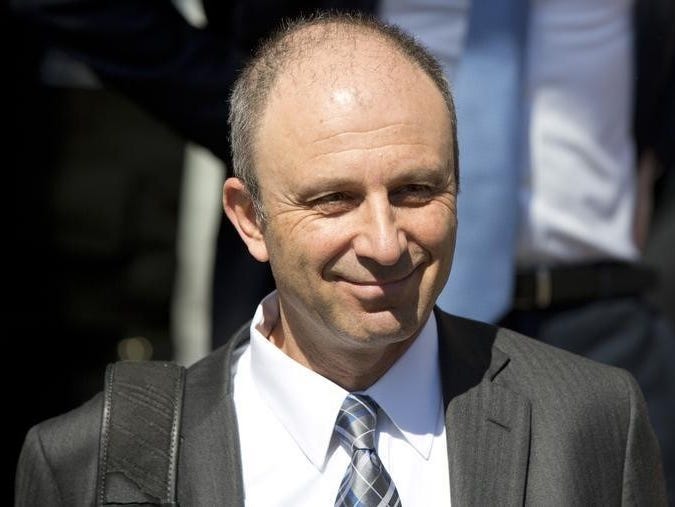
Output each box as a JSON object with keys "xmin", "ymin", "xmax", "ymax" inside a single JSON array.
[{"xmin": 231, "ymin": 291, "xmax": 451, "ymax": 506}]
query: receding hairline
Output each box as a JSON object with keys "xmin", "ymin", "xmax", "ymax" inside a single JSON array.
[
  {"xmin": 245, "ymin": 16, "xmax": 454, "ymax": 122},
  {"xmin": 268, "ymin": 18, "xmax": 427, "ymax": 71}
]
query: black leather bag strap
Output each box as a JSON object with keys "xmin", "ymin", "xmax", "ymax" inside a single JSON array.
[{"xmin": 96, "ymin": 361, "xmax": 186, "ymax": 506}]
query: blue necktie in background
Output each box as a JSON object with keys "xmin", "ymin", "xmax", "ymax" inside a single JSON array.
[{"xmin": 436, "ymin": 0, "xmax": 528, "ymax": 322}]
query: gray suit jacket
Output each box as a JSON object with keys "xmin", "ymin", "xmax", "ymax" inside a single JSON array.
[{"xmin": 15, "ymin": 310, "xmax": 667, "ymax": 505}]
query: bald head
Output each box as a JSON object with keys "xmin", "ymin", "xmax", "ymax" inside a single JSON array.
[{"xmin": 228, "ymin": 13, "xmax": 458, "ymax": 218}]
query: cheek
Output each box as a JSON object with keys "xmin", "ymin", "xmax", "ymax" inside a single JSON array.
[
  {"xmin": 267, "ymin": 217, "xmax": 348, "ymax": 279},
  {"xmin": 406, "ymin": 205, "xmax": 457, "ymax": 252}
]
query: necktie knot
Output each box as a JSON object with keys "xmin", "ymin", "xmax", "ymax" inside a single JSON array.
[
  {"xmin": 335, "ymin": 394, "xmax": 378, "ymax": 452},
  {"xmin": 334, "ymin": 394, "xmax": 401, "ymax": 506}
]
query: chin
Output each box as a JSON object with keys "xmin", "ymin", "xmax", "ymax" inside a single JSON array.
[{"xmin": 341, "ymin": 308, "xmax": 422, "ymax": 344}]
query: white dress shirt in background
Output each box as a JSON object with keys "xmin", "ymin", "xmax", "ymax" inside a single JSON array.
[
  {"xmin": 232, "ymin": 292, "xmax": 451, "ymax": 506},
  {"xmin": 518, "ymin": 0, "xmax": 638, "ymax": 266}
]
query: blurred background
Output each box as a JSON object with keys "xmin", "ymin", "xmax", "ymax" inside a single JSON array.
[
  {"xmin": 6, "ymin": 0, "xmax": 674, "ymax": 503},
  {"xmin": 5, "ymin": 0, "xmax": 224, "ymax": 500}
]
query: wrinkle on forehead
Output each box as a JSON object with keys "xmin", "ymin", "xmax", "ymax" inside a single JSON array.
[
  {"xmin": 312, "ymin": 123, "xmax": 408, "ymax": 144},
  {"xmin": 308, "ymin": 143, "xmax": 436, "ymax": 161}
]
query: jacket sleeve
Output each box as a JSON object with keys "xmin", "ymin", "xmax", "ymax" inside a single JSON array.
[
  {"xmin": 620, "ymin": 371, "xmax": 668, "ymax": 505},
  {"xmin": 11, "ymin": 0, "xmax": 241, "ymax": 164}
]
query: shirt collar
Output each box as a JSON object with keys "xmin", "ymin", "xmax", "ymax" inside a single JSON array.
[
  {"xmin": 249, "ymin": 291, "xmax": 442, "ymax": 468},
  {"xmin": 364, "ymin": 312, "xmax": 442, "ymax": 460}
]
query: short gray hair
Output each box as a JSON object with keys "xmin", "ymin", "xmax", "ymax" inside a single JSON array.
[{"xmin": 228, "ymin": 12, "xmax": 459, "ymax": 219}]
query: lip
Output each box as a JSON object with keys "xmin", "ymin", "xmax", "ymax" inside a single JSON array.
[
  {"xmin": 344, "ymin": 274, "xmax": 413, "ymax": 286},
  {"xmin": 335, "ymin": 264, "xmax": 423, "ymax": 298}
]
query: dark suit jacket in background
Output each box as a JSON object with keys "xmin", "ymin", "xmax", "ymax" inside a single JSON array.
[
  {"xmin": 10, "ymin": 0, "xmax": 377, "ymax": 166},
  {"xmin": 16, "ymin": 310, "xmax": 667, "ymax": 505}
]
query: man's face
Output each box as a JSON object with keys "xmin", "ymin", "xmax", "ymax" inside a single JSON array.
[{"xmin": 231, "ymin": 45, "xmax": 457, "ymax": 358}]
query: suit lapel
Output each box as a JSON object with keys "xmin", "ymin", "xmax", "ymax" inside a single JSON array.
[
  {"xmin": 177, "ymin": 324, "xmax": 250, "ymax": 506},
  {"xmin": 436, "ymin": 309, "xmax": 531, "ymax": 505}
]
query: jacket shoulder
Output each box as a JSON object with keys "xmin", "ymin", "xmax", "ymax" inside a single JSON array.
[
  {"xmin": 492, "ymin": 321, "xmax": 635, "ymax": 397},
  {"xmin": 438, "ymin": 309, "xmax": 635, "ymax": 396},
  {"xmin": 16, "ymin": 393, "xmax": 102, "ymax": 506}
]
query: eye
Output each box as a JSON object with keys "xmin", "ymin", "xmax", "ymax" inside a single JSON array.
[
  {"xmin": 310, "ymin": 192, "xmax": 359, "ymax": 214},
  {"xmin": 390, "ymin": 184, "xmax": 434, "ymax": 205}
]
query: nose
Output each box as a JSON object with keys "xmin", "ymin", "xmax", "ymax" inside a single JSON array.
[{"xmin": 352, "ymin": 195, "xmax": 407, "ymax": 266}]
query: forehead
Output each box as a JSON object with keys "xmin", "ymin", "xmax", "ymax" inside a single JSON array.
[
  {"xmin": 254, "ymin": 35, "xmax": 452, "ymax": 180},
  {"xmin": 270, "ymin": 34, "xmax": 442, "ymax": 118}
]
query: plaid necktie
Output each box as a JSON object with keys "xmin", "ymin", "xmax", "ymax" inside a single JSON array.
[{"xmin": 334, "ymin": 394, "xmax": 401, "ymax": 507}]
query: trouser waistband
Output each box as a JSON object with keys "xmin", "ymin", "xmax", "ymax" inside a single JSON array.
[{"xmin": 513, "ymin": 261, "xmax": 658, "ymax": 310}]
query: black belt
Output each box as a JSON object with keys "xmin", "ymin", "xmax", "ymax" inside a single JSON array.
[{"xmin": 513, "ymin": 262, "xmax": 658, "ymax": 311}]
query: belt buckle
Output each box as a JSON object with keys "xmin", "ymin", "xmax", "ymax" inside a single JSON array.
[{"xmin": 535, "ymin": 267, "xmax": 552, "ymax": 309}]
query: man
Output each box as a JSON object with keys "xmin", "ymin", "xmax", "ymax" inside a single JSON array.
[{"xmin": 16, "ymin": 14, "xmax": 666, "ymax": 506}]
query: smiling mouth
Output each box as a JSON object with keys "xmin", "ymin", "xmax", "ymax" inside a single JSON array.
[
  {"xmin": 337, "ymin": 263, "xmax": 423, "ymax": 287},
  {"xmin": 345, "ymin": 274, "xmax": 413, "ymax": 286}
]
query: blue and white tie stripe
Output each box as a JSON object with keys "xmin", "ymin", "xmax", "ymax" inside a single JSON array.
[{"xmin": 334, "ymin": 394, "xmax": 401, "ymax": 507}]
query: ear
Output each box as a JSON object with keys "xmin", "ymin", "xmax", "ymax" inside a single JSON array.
[{"xmin": 223, "ymin": 177, "xmax": 269, "ymax": 262}]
